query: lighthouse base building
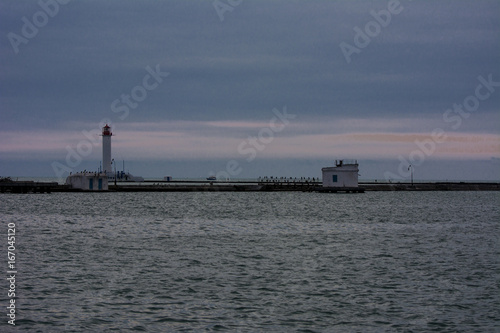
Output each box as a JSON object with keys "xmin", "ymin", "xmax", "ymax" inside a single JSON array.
[{"xmin": 65, "ymin": 172, "xmax": 108, "ymax": 191}]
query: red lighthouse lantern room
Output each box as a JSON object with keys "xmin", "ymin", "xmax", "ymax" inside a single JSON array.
[{"xmin": 102, "ymin": 124, "xmax": 112, "ymax": 136}]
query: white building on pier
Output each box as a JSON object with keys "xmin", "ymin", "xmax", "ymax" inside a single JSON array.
[
  {"xmin": 322, "ymin": 160, "xmax": 359, "ymax": 188},
  {"xmin": 65, "ymin": 172, "xmax": 108, "ymax": 191}
]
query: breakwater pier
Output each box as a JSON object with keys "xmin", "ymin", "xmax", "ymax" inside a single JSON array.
[
  {"xmin": 107, "ymin": 181, "xmax": 500, "ymax": 192},
  {"xmin": 2, "ymin": 179, "xmax": 499, "ymax": 193},
  {"xmin": 360, "ymin": 181, "xmax": 500, "ymax": 191},
  {"xmin": 0, "ymin": 181, "xmax": 59, "ymax": 193}
]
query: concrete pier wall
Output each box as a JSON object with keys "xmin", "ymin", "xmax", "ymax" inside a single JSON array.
[{"xmin": 1, "ymin": 180, "xmax": 499, "ymax": 193}]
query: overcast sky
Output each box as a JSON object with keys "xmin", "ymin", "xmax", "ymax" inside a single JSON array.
[{"xmin": 1, "ymin": 0, "xmax": 499, "ymax": 180}]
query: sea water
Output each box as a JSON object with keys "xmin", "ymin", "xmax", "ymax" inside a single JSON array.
[{"xmin": 1, "ymin": 191, "xmax": 499, "ymax": 332}]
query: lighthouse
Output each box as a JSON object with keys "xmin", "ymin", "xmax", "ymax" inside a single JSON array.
[{"xmin": 102, "ymin": 124, "xmax": 112, "ymax": 175}]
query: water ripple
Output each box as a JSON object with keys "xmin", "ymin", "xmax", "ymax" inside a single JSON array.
[{"xmin": 0, "ymin": 191, "xmax": 498, "ymax": 332}]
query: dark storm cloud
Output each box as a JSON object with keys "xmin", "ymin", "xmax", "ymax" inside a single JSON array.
[
  {"xmin": 2, "ymin": 0, "xmax": 498, "ymax": 130},
  {"xmin": 0, "ymin": 0, "xmax": 499, "ymax": 179}
]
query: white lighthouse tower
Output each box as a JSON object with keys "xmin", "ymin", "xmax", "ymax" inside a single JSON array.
[{"xmin": 102, "ymin": 124, "xmax": 113, "ymax": 176}]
